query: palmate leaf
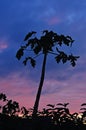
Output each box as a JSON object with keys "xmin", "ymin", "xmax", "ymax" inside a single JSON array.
[
  {"xmin": 80, "ymin": 108, "xmax": 86, "ymax": 110},
  {"xmin": 23, "ymin": 57, "xmax": 36, "ymax": 67},
  {"xmin": 34, "ymin": 45, "xmax": 41, "ymax": 54},
  {"xmin": 21, "ymin": 107, "xmax": 29, "ymax": 116},
  {"xmin": 54, "ymin": 107, "xmax": 64, "ymax": 111},
  {"xmin": 23, "ymin": 58, "xmax": 28, "ymax": 65},
  {"xmin": 81, "ymin": 103, "xmax": 86, "ymax": 106},
  {"xmin": 42, "ymin": 30, "xmax": 48, "ymax": 34},
  {"xmin": 64, "ymin": 103, "xmax": 69, "ymax": 107},
  {"xmin": 66, "ymin": 36, "xmax": 74, "ymax": 46},
  {"xmin": 55, "ymin": 55, "xmax": 61, "ymax": 63},
  {"xmin": 30, "ymin": 57, "xmax": 36, "ymax": 67},
  {"xmin": 57, "ymin": 103, "xmax": 64, "ymax": 106},
  {"xmin": 16, "ymin": 48, "xmax": 24, "ymax": 60},
  {"xmin": 62, "ymin": 35, "xmax": 74, "ymax": 46},
  {"xmin": 54, "ymin": 35, "xmax": 63, "ymax": 46},
  {"xmin": 54, "ymin": 34, "xmax": 74, "ymax": 46},
  {"xmin": 64, "ymin": 108, "xmax": 70, "ymax": 114},
  {"xmin": 55, "ymin": 52, "xmax": 79, "ymax": 67},
  {"xmin": 24, "ymin": 31, "xmax": 36, "ymax": 41},
  {"xmin": 68, "ymin": 55, "xmax": 80, "ymax": 67},
  {"xmin": 57, "ymin": 103, "xmax": 69, "ymax": 107},
  {"xmin": 55, "ymin": 52, "xmax": 68, "ymax": 64},
  {"xmin": 0, "ymin": 93, "xmax": 7, "ymax": 101},
  {"xmin": 47, "ymin": 104, "xmax": 55, "ymax": 108}
]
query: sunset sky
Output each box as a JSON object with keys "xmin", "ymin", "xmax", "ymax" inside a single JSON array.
[{"xmin": 0, "ymin": 0, "xmax": 86, "ymax": 113}]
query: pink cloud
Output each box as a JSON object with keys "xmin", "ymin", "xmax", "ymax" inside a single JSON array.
[
  {"xmin": 0, "ymin": 72, "xmax": 37, "ymax": 108},
  {"xmin": 38, "ymin": 68, "xmax": 86, "ymax": 113},
  {"xmin": 0, "ymin": 68, "xmax": 86, "ymax": 113},
  {"xmin": 44, "ymin": 17, "xmax": 61, "ymax": 25},
  {"xmin": 0, "ymin": 39, "xmax": 8, "ymax": 52}
]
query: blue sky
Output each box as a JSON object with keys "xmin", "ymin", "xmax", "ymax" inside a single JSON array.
[{"xmin": 0, "ymin": 0, "xmax": 86, "ymax": 113}]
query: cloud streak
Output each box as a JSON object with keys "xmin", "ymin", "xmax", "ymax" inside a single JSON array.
[{"xmin": 0, "ymin": 39, "xmax": 8, "ymax": 52}]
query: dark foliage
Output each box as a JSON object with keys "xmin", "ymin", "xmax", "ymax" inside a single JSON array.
[
  {"xmin": 16, "ymin": 30, "xmax": 79, "ymax": 67},
  {"xmin": 0, "ymin": 93, "xmax": 86, "ymax": 130}
]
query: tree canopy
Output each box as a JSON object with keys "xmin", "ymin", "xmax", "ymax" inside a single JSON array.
[{"xmin": 16, "ymin": 30, "xmax": 79, "ymax": 67}]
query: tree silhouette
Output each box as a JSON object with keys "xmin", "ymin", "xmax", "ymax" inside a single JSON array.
[{"xmin": 16, "ymin": 30, "xmax": 79, "ymax": 117}]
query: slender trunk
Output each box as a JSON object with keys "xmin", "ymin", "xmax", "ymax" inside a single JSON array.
[{"xmin": 32, "ymin": 53, "xmax": 47, "ymax": 118}]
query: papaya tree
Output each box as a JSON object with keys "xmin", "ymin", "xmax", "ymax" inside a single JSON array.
[{"xmin": 16, "ymin": 30, "xmax": 79, "ymax": 117}]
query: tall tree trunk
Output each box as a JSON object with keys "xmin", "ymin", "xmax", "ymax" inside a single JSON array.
[{"xmin": 32, "ymin": 53, "xmax": 47, "ymax": 118}]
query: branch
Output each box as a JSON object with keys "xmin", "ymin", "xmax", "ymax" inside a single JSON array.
[
  {"xmin": 33, "ymin": 52, "xmax": 43, "ymax": 59},
  {"xmin": 48, "ymin": 51, "xmax": 58, "ymax": 55}
]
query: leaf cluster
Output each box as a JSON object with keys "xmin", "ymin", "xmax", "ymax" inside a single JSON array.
[
  {"xmin": 16, "ymin": 30, "xmax": 79, "ymax": 67},
  {"xmin": 1, "ymin": 93, "xmax": 86, "ymax": 126},
  {"xmin": 0, "ymin": 93, "xmax": 20, "ymax": 116},
  {"xmin": 55, "ymin": 49, "xmax": 79, "ymax": 66}
]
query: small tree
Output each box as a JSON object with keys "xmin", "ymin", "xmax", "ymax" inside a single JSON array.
[{"xmin": 16, "ymin": 30, "xmax": 79, "ymax": 117}]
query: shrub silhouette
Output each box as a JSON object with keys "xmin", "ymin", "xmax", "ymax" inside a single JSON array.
[
  {"xmin": 0, "ymin": 93, "xmax": 20, "ymax": 116},
  {"xmin": 1, "ymin": 93, "xmax": 86, "ymax": 130}
]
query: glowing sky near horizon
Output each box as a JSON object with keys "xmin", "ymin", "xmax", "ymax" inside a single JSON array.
[{"xmin": 0, "ymin": 0, "xmax": 86, "ymax": 113}]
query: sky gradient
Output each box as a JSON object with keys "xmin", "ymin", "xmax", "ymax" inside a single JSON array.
[{"xmin": 0, "ymin": 0, "xmax": 86, "ymax": 113}]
